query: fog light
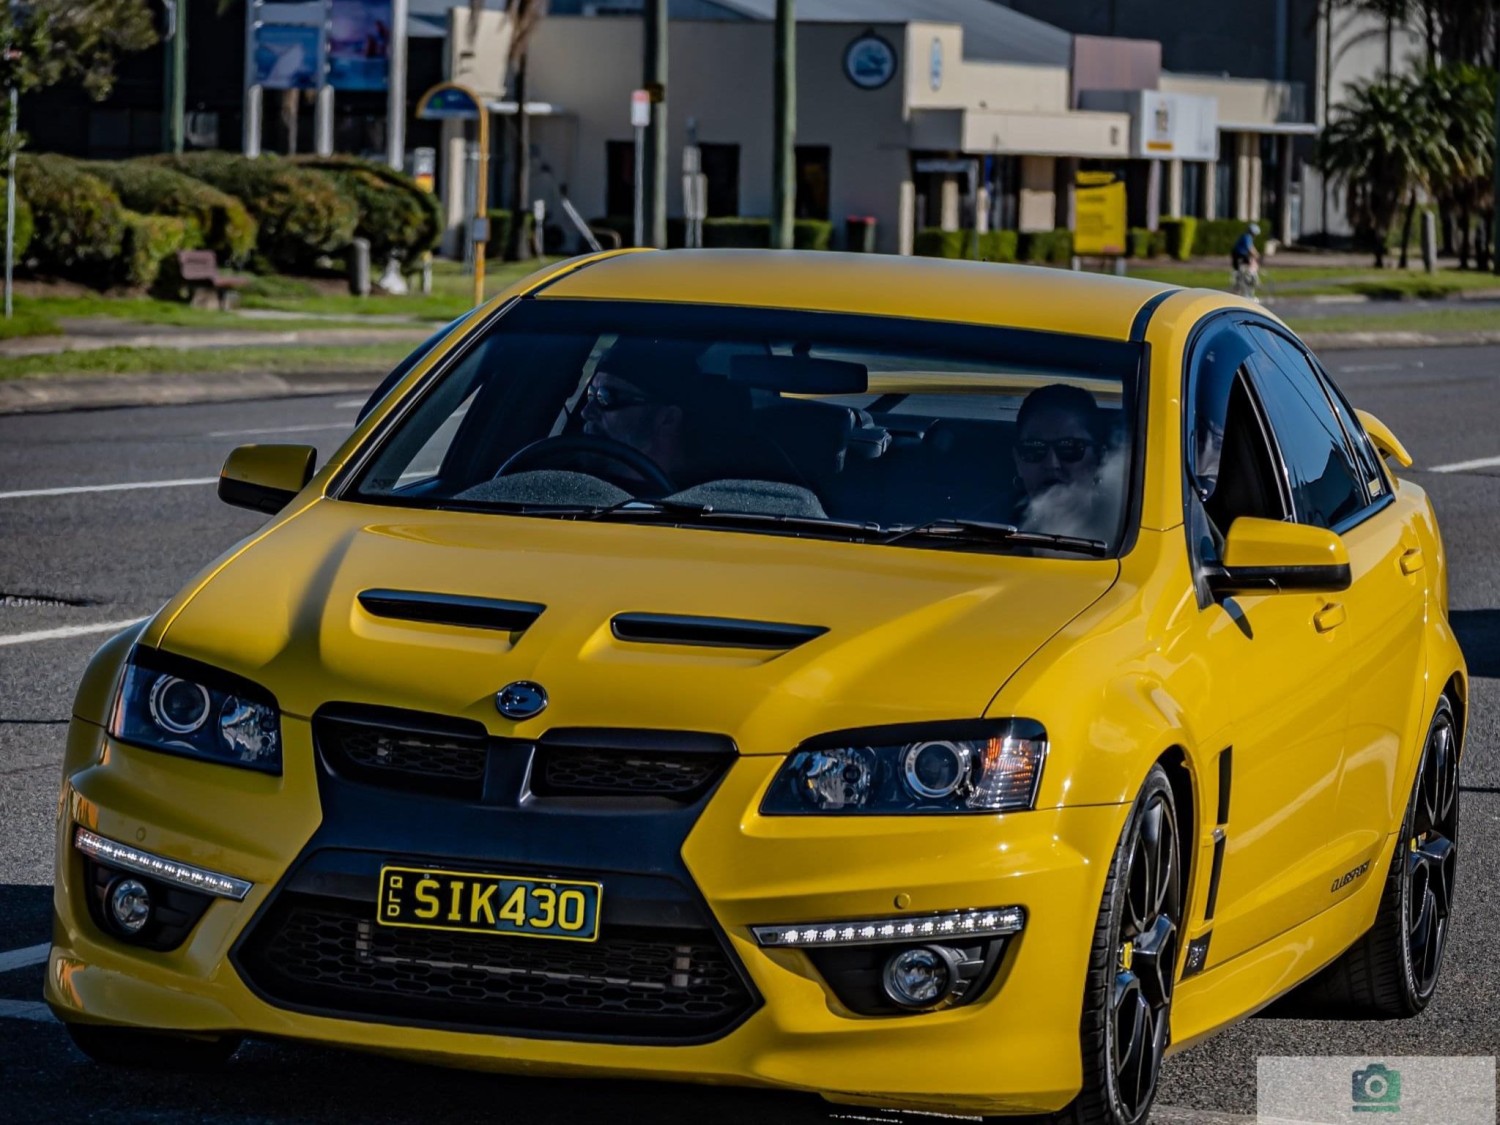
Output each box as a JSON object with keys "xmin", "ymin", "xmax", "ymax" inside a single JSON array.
[
  {"xmin": 883, "ymin": 945, "xmax": 961, "ymax": 1009},
  {"xmin": 108, "ymin": 878, "xmax": 152, "ymax": 935}
]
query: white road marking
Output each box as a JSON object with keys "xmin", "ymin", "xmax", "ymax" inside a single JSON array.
[
  {"xmin": 208, "ymin": 422, "xmax": 351, "ymax": 438},
  {"xmin": 1335, "ymin": 361, "xmax": 1423, "ymax": 373},
  {"xmin": 0, "ymin": 1000, "xmax": 56, "ymax": 1023},
  {"xmin": 1428, "ymin": 454, "xmax": 1500, "ymax": 473},
  {"xmin": 334, "ymin": 400, "xmax": 366, "ymax": 409},
  {"xmin": 0, "ymin": 477, "xmax": 216, "ymax": 501},
  {"xmin": 0, "ymin": 620, "xmax": 144, "ymax": 647},
  {"xmin": 0, "ymin": 943, "xmax": 50, "ymax": 974}
]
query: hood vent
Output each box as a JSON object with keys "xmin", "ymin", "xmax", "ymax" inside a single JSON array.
[
  {"xmin": 358, "ymin": 589, "xmax": 545, "ymax": 633},
  {"xmin": 611, "ymin": 612, "xmax": 827, "ymax": 650}
]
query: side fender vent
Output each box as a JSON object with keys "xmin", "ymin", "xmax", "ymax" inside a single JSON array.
[
  {"xmin": 358, "ymin": 589, "xmax": 545, "ymax": 633},
  {"xmin": 611, "ymin": 612, "xmax": 827, "ymax": 651}
]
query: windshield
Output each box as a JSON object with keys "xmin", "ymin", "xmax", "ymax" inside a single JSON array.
[{"xmin": 346, "ymin": 300, "xmax": 1144, "ymax": 555}]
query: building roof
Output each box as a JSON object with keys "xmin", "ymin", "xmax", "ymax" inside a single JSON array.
[
  {"xmin": 538, "ymin": 250, "xmax": 1174, "ymax": 340},
  {"xmin": 704, "ymin": 0, "xmax": 1073, "ymax": 65}
]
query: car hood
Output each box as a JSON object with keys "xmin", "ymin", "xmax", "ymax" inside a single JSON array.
[{"xmin": 155, "ymin": 500, "xmax": 1119, "ymax": 753}]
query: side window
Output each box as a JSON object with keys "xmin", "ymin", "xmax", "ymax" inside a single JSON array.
[
  {"xmin": 1186, "ymin": 323, "xmax": 1288, "ymax": 544},
  {"xmin": 1247, "ymin": 327, "xmax": 1367, "ymax": 529}
]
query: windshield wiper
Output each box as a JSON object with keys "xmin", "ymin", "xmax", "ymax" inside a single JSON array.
[
  {"xmin": 881, "ymin": 518, "xmax": 1110, "ymax": 558},
  {"xmin": 586, "ymin": 498, "xmax": 883, "ymax": 538}
]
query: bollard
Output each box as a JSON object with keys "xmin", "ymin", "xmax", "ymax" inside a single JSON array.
[
  {"xmin": 421, "ymin": 252, "xmax": 433, "ymax": 295},
  {"xmin": 349, "ymin": 237, "xmax": 371, "ymax": 297},
  {"xmin": 1422, "ymin": 211, "xmax": 1437, "ymax": 274}
]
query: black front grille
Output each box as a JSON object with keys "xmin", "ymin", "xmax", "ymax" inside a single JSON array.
[
  {"xmin": 533, "ymin": 746, "xmax": 729, "ymax": 799},
  {"xmin": 238, "ymin": 895, "xmax": 755, "ymax": 1041},
  {"xmin": 316, "ymin": 706, "xmax": 489, "ymax": 799}
]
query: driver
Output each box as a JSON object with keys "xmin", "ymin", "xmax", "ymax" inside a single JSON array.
[{"xmin": 579, "ymin": 338, "xmax": 716, "ymax": 485}]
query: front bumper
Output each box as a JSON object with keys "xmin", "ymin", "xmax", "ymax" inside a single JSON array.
[{"xmin": 48, "ymin": 717, "xmax": 1126, "ymax": 1116}]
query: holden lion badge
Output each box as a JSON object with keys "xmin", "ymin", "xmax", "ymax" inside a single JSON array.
[{"xmin": 495, "ymin": 681, "xmax": 548, "ymax": 720}]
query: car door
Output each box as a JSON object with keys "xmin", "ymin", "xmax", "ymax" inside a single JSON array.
[
  {"xmin": 1180, "ymin": 318, "xmax": 1351, "ymax": 966},
  {"xmin": 1251, "ymin": 327, "xmax": 1429, "ymax": 863}
]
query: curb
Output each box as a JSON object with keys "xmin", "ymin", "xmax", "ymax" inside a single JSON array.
[
  {"xmin": 0, "ymin": 325, "xmax": 431, "ymax": 360},
  {"xmin": 0, "ymin": 370, "xmax": 383, "ymax": 416},
  {"xmin": 1301, "ymin": 329, "xmax": 1500, "ymax": 351}
]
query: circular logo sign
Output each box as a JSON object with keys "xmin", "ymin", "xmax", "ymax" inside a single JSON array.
[
  {"xmin": 844, "ymin": 33, "xmax": 897, "ymax": 91},
  {"xmin": 929, "ymin": 37, "xmax": 943, "ymax": 92},
  {"xmin": 495, "ymin": 681, "xmax": 548, "ymax": 720}
]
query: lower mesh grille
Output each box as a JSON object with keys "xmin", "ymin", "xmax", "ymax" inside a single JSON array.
[{"xmin": 237, "ymin": 896, "xmax": 755, "ymax": 1041}]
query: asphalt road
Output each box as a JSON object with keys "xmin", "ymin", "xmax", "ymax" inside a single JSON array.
[{"xmin": 2, "ymin": 349, "xmax": 1498, "ymax": 1123}]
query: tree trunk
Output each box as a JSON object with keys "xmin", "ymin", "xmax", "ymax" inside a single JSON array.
[
  {"xmin": 1373, "ymin": 226, "xmax": 1386, "ymax": 270},
  {"xmin": 1398, "ymin": 192, "xmax": 1416, "ymax": 269},
  {"xmin": 280, "ymin": 89, "xmax": 299, "ymax": 155},
  {"xmin": 1459, "ymin": 206, "xmax": 1473, "ymax": 269},
  {"xmin": 507, "ymin": 55, "xmax": 532, "ymax": 261},
  {"xmin": 1479, "ymin": 215, "xmax": 1492, "ymax": 272},
  {"xmin": 1384, "ymin": 16, "xmax": 1393, "ymax": 78},
  {"xmin": 770, "ymin": 0, "xmax": 796, "ymax": 250}
]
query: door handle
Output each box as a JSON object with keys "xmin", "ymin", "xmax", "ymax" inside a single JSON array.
[
  {"xmin": 1400, "ymin": 548, "xmax": 1425, "ymax": 575},
  {"xmin": 1313, "ymin": 602, "xmax": 1347, "ymax": 633}
]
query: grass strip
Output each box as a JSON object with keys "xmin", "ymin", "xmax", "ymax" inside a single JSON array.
[{"xmin": 1, "ymin": 342, "xmax": 414, "ymax": 381}]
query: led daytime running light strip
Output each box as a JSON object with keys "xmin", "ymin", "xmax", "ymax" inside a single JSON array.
[
  {"xmin": 74, "ymin": 828, "xmax": 253, "ymax": 901},
  {"xmin": 752, "ymin": 906, "xmax": 1024, "ymax": 948}
]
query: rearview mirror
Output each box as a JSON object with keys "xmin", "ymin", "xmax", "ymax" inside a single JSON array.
[
  {"xmin": 218, "ymin": 444, "xmax": 317, "ymax": 514},
  {"xmin": 1208, "ymin": 516, "xmax": 1351, "ymax": 596}
]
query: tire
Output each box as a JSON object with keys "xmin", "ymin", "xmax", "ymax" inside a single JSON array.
[
  {"xmin": 991, "ymin": 765, "xmax": 1182, "ymax": 1125},
  {"xmin": 65, "ymin": 1022, "xmax": 242, "ymax": 1071},
  {"xmin": 1263, "ymin": 695, "xmax": 1459, "ymax": 1020}
]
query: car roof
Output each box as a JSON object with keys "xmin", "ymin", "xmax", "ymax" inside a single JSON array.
[{"xmin": 536, "ymin": 250, "xmax": 1178, "ymax": 342}]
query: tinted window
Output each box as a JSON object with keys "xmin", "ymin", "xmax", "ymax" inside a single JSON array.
[
  {"xmin": 1248, "ymin": 328, "xmax": 1367, "ymax": 528},
  {"xmin": 346, "ymin": 300, "xmax": 1145, "ymax": 554}
]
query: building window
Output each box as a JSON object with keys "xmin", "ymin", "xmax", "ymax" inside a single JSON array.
[
  {"xmin": 1181, "ymin": 161, "xmax": 1204, "ymax": 218},
  {"xmin": 795, "ymin": 145, "xmax": 830, "ymax": 220},
  {"xmin": 606, "ymin": 140, "xmax": 635, "ymax": 219},
  {"xmin": 700, "ymin": 143, "xmax": 740, "ymax": 217}
]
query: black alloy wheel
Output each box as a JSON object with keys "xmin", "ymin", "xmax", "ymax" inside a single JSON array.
[
  {"xmin": 1016, "ymin": 764, "xmax": 1182, "ymax": 1125},
  {"xmin": 1404, "ymin": 701, "xmax": 1459, "ymax": 1003}
]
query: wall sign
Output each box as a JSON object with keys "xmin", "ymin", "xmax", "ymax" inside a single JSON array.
[{"xmin": 843, "ymin": 33, "xmax": 896, "ymax": 91}]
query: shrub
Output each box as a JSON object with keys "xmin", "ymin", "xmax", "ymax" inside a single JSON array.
[
  {"xmin": 294, "ymin": 156, "xmax": 441, "ymax": 262},
  {"xmin": 13, "ymin": 154, "xmax": 125, "ymax": 284},
  {"xmin": 484, "ymin": 209, "xmax": 535, "ymax": 259},
  {"xmin": 83, "ymin": 160, "xmax": 256, "ymax": 265},
  {"xmin": 1018, "ymin": 228, "xmax": 1074, "ymax": 265},
  {"xmin": 1127, "ymin": 227, "xmax": 1153, "ymax": 259},
  {"xmin": 913, "ymin": 228, "xmax": 1019, "ymax": 261},
  {"xmin": 1193, "ymin": 218, "xmax": 1268, "ymax": 258},
  {"xmin": 1159, "ymin": 217, "xmax": 1197, "ymax": 260},
  {"xmin": 119, "ymin": 211, "xmax": 190, "ymax": 289},
  {"xmin": 154, "ymin": 153, "xmax": 358, "ymax": 272},
  {"xmin": 700, "ymin": 217, "xmax": 832, "ymax": 249},
  {"xmin": 0, "ymin": 179, "xmax": 34, "ymax": 262}
]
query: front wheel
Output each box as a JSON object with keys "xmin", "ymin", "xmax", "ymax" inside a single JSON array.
[{"xmin": 996, "ymin": 765, "xmax": 1182, "ymax": 1125}]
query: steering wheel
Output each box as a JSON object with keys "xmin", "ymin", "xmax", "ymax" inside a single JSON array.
[{"xmin": 495, "ymin": 433, "xmax": 676, "ymax": 495}]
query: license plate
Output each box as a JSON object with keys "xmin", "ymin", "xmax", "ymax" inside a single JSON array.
[{"xmin": 376, "ymin": 865, "xmax": 601, "ymax": 943}]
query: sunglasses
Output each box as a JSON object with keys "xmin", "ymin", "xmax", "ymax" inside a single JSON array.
[
  {"xmin": 1016, "ymin": 437, "xmax": 1096, "ymax": 465},
  {"xmin": 584, "ymin": 383, "xmax": 655, "ymax": 412}
]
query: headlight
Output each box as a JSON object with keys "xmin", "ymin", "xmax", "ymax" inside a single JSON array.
[
  {"xmin": 761, "ymin": 720, "xmax": 1045, "ymax": 815},
  {"xmin": 110, "ymin": 648, "xmax": 282, "ymax": 774}
]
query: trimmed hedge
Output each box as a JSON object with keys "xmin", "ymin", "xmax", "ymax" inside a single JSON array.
[
  {"xmin": 84, "ymin": 160, "xmax": 256, "ymax": 265},
  {"xmin": 1126, "ymin": 227, "xmax": 1168, "ymax": 259},
  {"xmin": 120, "ymin": 211, "xmax": 190, "ymax": 289},
  {"xmin": 1193, "ymin": 218, "xmax": 1268, "ymax": 258},
  {"xmin": 1158, "ymin": 217, "xmax": 1197, "ymax": 260},
  {"xmin": 154, "ymin": 153, "xmax": 358, "ymax": 272},
  {"xmin": 701, "ymin": 217, "xmax": 833, "ymax": 250},
  {"xmin": 294, "ymin": 156, "xmax": 441, "ymax": 262},
  {"xmin": 913, "ymin": 228, "xmax": 1018, "ymax": 262},
  {"xmin": 13, "ymin": 155, "xmax": 125, "ymax": 284},
  {"xmin": 1018, "ymin": 228, "xmax": 1073, "ymax": 265},
  {"xmin": 484, "ymin": 209, "xmax": 536, "ymax": 259},
  {"xmin": 0, "ymin": 179, "xmax": 33, "ymax": 262}
]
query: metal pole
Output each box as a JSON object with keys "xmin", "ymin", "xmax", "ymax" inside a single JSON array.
[
  {"xmin": 165, "ymin": 0, "xmax": 186, "ymax": 152},
  {"xmin": 474, "ymin": 109, "xmax": 488, "ymax": 305},
  {"xmin": 5, "ymin": 86, "xmax": 15, "ymax": 320},
  {"xmin": 243, "ymin": 0, "xmax": 262, "ymax": 157},
  {"xmin": 634, "ymin": 124, "xmax": 644, "ymax": 248},
  {"xmin": 642, "ymin": 0, "xmax": 666, "ymax": 248},
  {"xmin": 1493, "ymin": 75, "xmax": 1500, "ymax": 274},
  {"xmin": 315, "ymin": 85, "xmax": 335, "ymax": 155},
  {"xmin": 387, "ymin": 0, "xmax": 409, "ymax": 170},
  {"xmin": 771, "ymin": 0, "xmax": 795, "ymax": 249}
]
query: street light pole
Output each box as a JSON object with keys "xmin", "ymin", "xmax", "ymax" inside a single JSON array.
[
  {"xmin": 162, "ymin": 0, "xmax": 185, "ymax": 153},
  {"xmin": 771, "ymin": 0, "xmax": 794, "ymax": 249},
  {"xmin": 642, "ymin": 0, "xmax": 666, "ymax": 248}
]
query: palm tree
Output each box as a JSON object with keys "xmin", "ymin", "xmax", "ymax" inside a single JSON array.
[
  {"xmin": 1416, "ymin": 64, "xmax": 1495, "ymax": 267},
  {"xmin": 1317, "ymin": 76, "xmax": 1448, "ymax": 266}
]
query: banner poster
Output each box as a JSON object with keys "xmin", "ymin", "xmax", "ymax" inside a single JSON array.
[{"xmin": 328, "ymin": 0, "xmax": 393, "ymax": 91}]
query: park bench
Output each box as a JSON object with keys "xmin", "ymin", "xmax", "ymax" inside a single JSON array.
[{"xmin": 175, "ymin": 250, "xmax": 250, "ymax": 310}]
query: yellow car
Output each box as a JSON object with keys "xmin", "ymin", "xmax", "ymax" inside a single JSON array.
[{"xmin": 50, "ymin": 251, "xmax": 1464, "ymax": 1124}]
